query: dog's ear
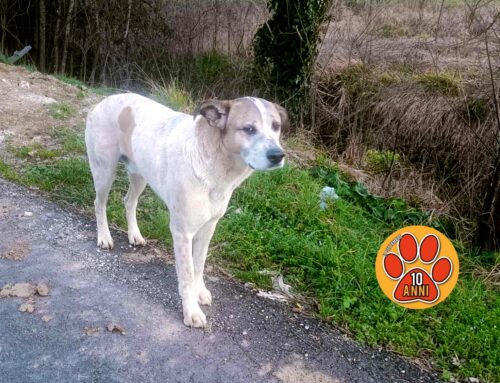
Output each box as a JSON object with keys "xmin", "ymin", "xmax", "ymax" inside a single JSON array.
[
  {"xmin": 197, "ymin": 100, "xmax": 232, "ymax": 129},
  {"xmin": 273, "ymin": 103, "xmax": 289, "ymax": 132}
]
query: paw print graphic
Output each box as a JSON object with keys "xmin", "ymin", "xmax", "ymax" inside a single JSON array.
[{"xmin": 382, "ymin": 233, "xmax": 453, "ymax": 304}]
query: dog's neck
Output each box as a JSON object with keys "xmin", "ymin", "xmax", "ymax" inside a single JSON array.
[{"xmin": 194, "ymin": 118, "xmax": 252, "ymax": 187}]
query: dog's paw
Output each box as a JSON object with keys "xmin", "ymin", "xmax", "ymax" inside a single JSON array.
[
  {"xmin": 183, "ymin": 305, "xmax": 207, "ymax": 328},
  {"xmin": 197, "ymin": 286, "xmax": 212, "ymax": 306},
  {"xmin": 128, "ymin": 231, "xmax": 146, "ymax": 246},
  {"xmin": 97, "ymin": 234, "xmax": 114, "ymax": 249}
]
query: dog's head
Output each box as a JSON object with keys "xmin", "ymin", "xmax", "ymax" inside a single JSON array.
[{"xmin": 197, "ymin": 97, "xmax": 287, "ymax": 170}]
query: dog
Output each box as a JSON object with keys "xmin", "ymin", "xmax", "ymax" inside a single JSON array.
[{"xmin": 85, "ymin": 93, "xmax": 287, "ymax": 327}]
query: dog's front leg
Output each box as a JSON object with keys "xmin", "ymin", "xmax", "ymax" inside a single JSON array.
[
  {"xmin": 170, "ymin": 225, "xmax": 207, "ymax": 328},
  {"xmin": 192, "ymin": 219, "xmax": 218, "ymax": 306}
]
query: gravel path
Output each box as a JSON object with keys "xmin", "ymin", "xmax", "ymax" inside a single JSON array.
[{"xmin": 0, "ymin": 178, "xmax": 442, "ymax": 383}]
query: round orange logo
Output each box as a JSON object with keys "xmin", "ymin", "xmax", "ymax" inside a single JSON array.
[{"xmin": 375, "ymin": 226, "xmax": 459, "ymax": 309}]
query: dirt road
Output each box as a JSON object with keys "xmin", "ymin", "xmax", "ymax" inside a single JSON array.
[{"xmin": 0, "ymin": 178, "xmax": 442, "ymax": 383}]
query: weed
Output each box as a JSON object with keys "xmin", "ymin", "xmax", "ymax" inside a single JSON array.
[
  {"xmin": 364, "ymin": 149, "xmax": 401, "ymax": 174},
  {"xmin": 151, "ymin": 80, "xmax": 195, "ymax": 113},
  {"xmin": 13, "ymin": 143, "xmax": 59, "ymax": 160},
  {"xmin": 90, "ymin": 87, "xmax": 117, "ymax": 96},
  {"xmin": 50, "ymin": 127, "xmax": 86, "ymax": 154},
  {"xmin": 0, "ymin": 160, "xmax": 20, "ymax": 182},
  {"xmin": 375, "ymin": 23, "xmax": 410, "ymax": 38},
  {"xmin": 0, "ymin": 52, "xmax": 9, "ymax": 63},
  {"xmin": 415, "ymin": 72, "xmax": 461, "ymax": 96},
  {"xmin": 53, "ymin": 74, "xmax": 85, "ymax": 87},
  {"xmin": 460, "ymin": 96, "xmax": 490, "ymax": 123},
  {"xmin": 48, "ymin": 102, "xmax": 75, "ymax": 120}
]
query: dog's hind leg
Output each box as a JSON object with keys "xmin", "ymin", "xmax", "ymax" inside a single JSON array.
[
  {"xmin": 87, "ymin": 151, "xmax": 119, "ymax": 250},
  {"xmin": 124, "ymin": 172, "xmax": 147, "ymax": 246}
]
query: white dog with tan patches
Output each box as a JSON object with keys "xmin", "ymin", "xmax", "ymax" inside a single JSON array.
[{"xmin": 85, "ymin": 93, "xmax": 287, "ymax": 327}]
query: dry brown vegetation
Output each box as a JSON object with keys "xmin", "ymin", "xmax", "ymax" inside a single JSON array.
[{"xmin": 311, "ymin": 0, "xmax": 500, "ymax": 244}]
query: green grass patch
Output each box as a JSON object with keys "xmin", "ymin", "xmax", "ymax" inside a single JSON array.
[
  {"xmin": 215, "ymin": 162, "xmax": 498, "ymax": 382},
  {"xmin": 49, "ymin": 102, "xmax": 75, "ymax": 120},
  {"xmin": 49, "ymin": 126, "xmax": 86, "ymax": 154},
  {"xmin": 52, "ymin": 73, "xmax": 116, "ymax": 97},
  {"xmin": 415, "ymin": 72, "xmax": 461, "ymax": 96},
  {"xmin": 53, "ymin": 73, "xmax": 85, "ymax": 87},
  {"xmin": 12, "ymin": 143, "xmax": 59, "ymax": 160},
  {"xmin": 1, "ymin": 148, "xmax": 497, "ymax": 382},
  {"xmin": 375, "ymin": 23, "xmax": 411, "ymax": 38},
  {"xmin": 90, "ymin": 86, "xmax": 117, "ymax": 96},
  {"xmin": 364, "ymin": 149, "xmax": 401, "ymax": 174},
  {"xmin": 151, "ymin": 80, "xmax": 196, "ymax": 113}
]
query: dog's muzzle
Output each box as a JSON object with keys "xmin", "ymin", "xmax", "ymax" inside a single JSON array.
[{"xmin": 266, "ymin": 147, "xmax": 285, "ymax": 165}]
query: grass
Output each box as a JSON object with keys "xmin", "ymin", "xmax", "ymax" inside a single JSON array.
[
  {"xmin": 49, "ymin": 102, "xmax": 75, "ymax": 120},
  {"xmin": 12, "ymin": 143, "xmax": 59, "ymax": 160},
  {"xmin": 364, "ymin": 149, "xmax": 401, "ymax": 174},
  {"xmin": 415, "ymin": 72, "xmax": 461, "ymax": 96},
  {"xmin": 49, "ymin": 126, "xmax": 86, "ymax": 154},
  {"xmin": 52, "ymin": 73, "xmax": 117, "ymax": 97},
  {"xmin": 0, "ymin": 138, "xmax": 498, "ymax": 382},
  {"xmin": 151, "ymin": 79, "xmax": 196, "ymax": 113}
]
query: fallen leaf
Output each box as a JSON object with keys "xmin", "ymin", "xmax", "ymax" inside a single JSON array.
[
  {"xmin": 292, "ymin": 304, "xmax": 303, "ymax": 313},
  {"xmin": 107, "ymin": 323, "xmax": 126, "ymax": 335},
  {"xmin": 84, "ymin": 327, "xmax": 100, "ymax": 336}
]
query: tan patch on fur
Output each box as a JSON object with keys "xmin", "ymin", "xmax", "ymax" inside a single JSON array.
[{"xmin": 118, "ymin": 106, "xmax": 135, "ymax": 160}]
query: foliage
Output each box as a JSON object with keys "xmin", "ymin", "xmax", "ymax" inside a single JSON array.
[
  {"xmin": 364, "ymin": 149, "xmax": 401, "ymax": 174},
  {"xmin": 253, "ymin": 0, "xmax": 331, "ymax": 114},
  {"xmin": 48, "ymin": 102, "xmax": 75, "ymax": 120},
  {"xmin": 415, "ymin": 72, "xmax": 461, "ymax": 96},
  {"xmin": 13, "ymin": 143, "xmax": 59, "ymax": 160},
  {"xmin": 151, "ymin": 80, "xmax": 196, "ymax": 114}
]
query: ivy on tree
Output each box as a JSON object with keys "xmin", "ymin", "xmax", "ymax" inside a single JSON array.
[{"xmin": 253, "ymin": 0, "xmax": 331, "ymax": 110}]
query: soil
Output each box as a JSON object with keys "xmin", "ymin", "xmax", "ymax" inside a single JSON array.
[{"xmin": 0, "ymin": 63, "xmax": 100, "ymax": 151}]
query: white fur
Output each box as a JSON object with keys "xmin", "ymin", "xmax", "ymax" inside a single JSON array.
[{"xmin": 85, "ymin": 93, "xmax": 284, "ymax": 328}]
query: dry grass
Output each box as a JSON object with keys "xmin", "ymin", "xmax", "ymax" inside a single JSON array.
[
  {"xmin": 312, "ymin": 62, "xmax": 497, "ymax": 221},
  {"xmin": 319, "ymin": 0, "xmax": 500, "ymax": 71}
]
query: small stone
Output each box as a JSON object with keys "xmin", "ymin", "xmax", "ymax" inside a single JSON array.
[
  {"xmin": 19, "ymin": 302, "xmax": 35, "ymax": 313},
  {"xmin": 24, "ymin": 211, "xmax": 33, "ymax": 217},
  {"xmin": 36, "ymin": 283, "xmax": 49, "ymax": 296},
  {"xmin": 41, "ymin": 315, "xmax": 53, "ymax": 322}
]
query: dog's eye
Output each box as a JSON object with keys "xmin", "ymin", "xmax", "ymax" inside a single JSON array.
[
  {"xmin": 242, "ymin": 125, "xmax": 257, "ymax": 135},
  {"xmin": 272, "ymin": 122, "xmax": 281, "ymax": 132}
]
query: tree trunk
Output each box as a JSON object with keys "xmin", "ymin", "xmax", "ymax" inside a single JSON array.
[
  {"xmin": 60, "ymin": 0, "xmax": 75, "ymax": 74},
  {"xmin": 53, "ymin": 0, "xmax": 62, "ymax": 72},
  {"xmin": 0, "ymin": 4, "xmax": 6, "ymax": 54},
  {"xmin": 38, "ymin": 0, "xmax": 46, "ymax": 72},
  {"xmin": 476, "ymin": 157, "xmax": 500, "ymax": 250}
]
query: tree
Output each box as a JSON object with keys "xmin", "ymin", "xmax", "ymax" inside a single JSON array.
[
  {"xmin": 38, "ymin": 0, "xmax": 46, "ymax": 72},
  {"xmin": 253, "ymin": 0, "xmax": 331, "ymax": 117},
  {"xmin": 476, "ymin": 32, "xmax": 500, "ymax": 250}
]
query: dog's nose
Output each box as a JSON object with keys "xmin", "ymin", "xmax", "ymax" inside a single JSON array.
[{"xmin": 266, "ymin": 148, "xmax": 285, "ymax": 164}]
